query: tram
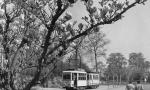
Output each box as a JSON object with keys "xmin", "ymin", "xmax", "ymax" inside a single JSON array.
[
  {"xmin": 87, "ymin": 73, "xmax": 100, "ymax": 89},
  {"xmin": 62, "ymin": 69, "xmax": 100, "ymax": 90}
]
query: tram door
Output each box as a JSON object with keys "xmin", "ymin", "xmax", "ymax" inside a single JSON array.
[{"xmin": 72, "ymin": 73, "xmax": 77, "ymax": 87}]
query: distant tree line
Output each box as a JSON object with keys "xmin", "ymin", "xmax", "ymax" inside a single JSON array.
[
  {"xmin": 104, "ymin": 52, "xmax": 150, "ymax": 85},
  {"xmin": 0, "ymin": 0, "xmax": 148, "ymax": 89}
]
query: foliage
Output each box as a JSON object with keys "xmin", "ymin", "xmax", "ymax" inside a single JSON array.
[
  {"xmin": 65, "ymin": 54, "xmax": 91, "ymax": 72},
  {"xmin": 83, "ymin": 31, "xmax": 108, "ymax": 72},
  {"xmin": 127, "ymin": 53, "xmax": 150, "ymax": 81},
  {"xmin": 0, "ymin": 0, "xmax": 148, "ymax": 90},
  {"xmin": 105, "ymin": 52, "xmax": 150, "ymax": 82},
  {"xmin": 129, "ymin": 53, "xmax": 145, "ymax": 68},
  {"xmin": 106, "ymin": 53, "xmax": 126, "ymax": 77}
]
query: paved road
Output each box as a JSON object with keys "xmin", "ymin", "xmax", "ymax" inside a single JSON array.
[
  {"xmin": 88, "ymin": 84, "xmax": 150, "ymax": 90},
  {"xmin": 143, "ymin": 84, "xmax": 150, "ymax": 90},
  {"xmin": 35, "ymin": 84, "xmax": 150, "ymax": 90},
  {"xmin": 88, "ymin": 85, "xmax": 125, "ymax": 90}
]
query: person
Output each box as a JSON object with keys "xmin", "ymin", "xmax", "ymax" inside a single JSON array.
[
  {"xmin": 73, "ymin": 73, "xmax": 77, "ymax": 88},
  {"xmin": 126, "ymin": 81, "xmax": 135, "ymax": 90},
  {"xmin": 144, "ymin": 78, "xmax": 147, "ymax": 83},
  {"xmin": 135, "ymin": 81, "xmax": 144, "ymax": 90}
]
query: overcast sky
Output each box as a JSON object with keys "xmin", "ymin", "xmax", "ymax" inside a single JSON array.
[
  {"xmin": 68, "ymin": 0, "xmax": 150, "ymax": 60},
  {"xmin": 103, "ymin": 1, "xmax": 150, "ymax": 60},
  {"xmin": 0, "ymin": 0, "xmax": 150, "ymax": 61}
]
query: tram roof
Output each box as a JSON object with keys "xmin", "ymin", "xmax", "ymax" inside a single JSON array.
[
  {"xmin": 63, "ymin": 70, "xmax": 87, "ymax": 73},
  {"xmin": 87, "ymin": 73, "xmax": 99, "ymax": 75}
]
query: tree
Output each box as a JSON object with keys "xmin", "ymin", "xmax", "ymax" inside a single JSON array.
[
  {"xmin": 144, "ymin": 61, "xmax": 150, "ymax": 72},
  {"xmin": 83, "ymin": 31, "xmax": 108, "ymax": 72},
  {"xmin": 71, "ymin": 36, "xmax": 86, "ymax": 69},
  {"xmin": 129, "ymin": 53, "xmax": 145, "ymax": 68},
  {"xmin": 0, "ymin": 0, "xmax": 148, "ymax": 89},
  {"xmin": 64, "ymin": 54, "xmax": 91, "ymax": 72},
  {"xmin": 128, "ymin": 52, "xmax": 149, "ymax": 81},
  {"xmin": 95, "ymin": 61, "xmax": 106, "ymax": 80},
  {"xmin": 128, "ymin": 53, "xmax": 145, "ymax": 79},
  {"xmin": 107, "ymin": 53, "xmax": 126, "ymax": 85}
]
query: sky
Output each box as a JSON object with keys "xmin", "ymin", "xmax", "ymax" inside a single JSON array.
[
  {"xmin": 67, "ymin": 0, "xmax": 150, "ymax": 61},
  {"xmin": 0, "ymin": 0, "xmax": 150, "ymax": 61},
  {"xmin": 103, "ymin": 1, "xmax": 150, "ymax": 60}
]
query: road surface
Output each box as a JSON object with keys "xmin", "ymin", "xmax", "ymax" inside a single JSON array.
[
  {"xmin": 143, "ymin": 84, "xmax": 150, "ymax": 90},
  {"xmin": 36, "ymin": 84, "xmax": 150, "ymax": 90},
  {"xmin": 88, "ymin": 84, "xmax": 150, "ymax": 90}
]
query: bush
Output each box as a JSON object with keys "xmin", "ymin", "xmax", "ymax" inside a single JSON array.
[{"xmin": 47, "ymin": 77, "xmax": 63, "ymax": 88}]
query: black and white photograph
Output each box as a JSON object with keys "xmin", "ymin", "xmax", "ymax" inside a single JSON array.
[{"xmin": 0, "ymin": 0, "xmax": 150, "ymax": 90}]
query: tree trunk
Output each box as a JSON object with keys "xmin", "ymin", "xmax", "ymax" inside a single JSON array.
[
  {"xmin": 79, "ymin": 53, "xmax": 82, "ymax": 68},
  {"xmin": 107, "ymin": 75, "xmax": 109, "ymax": 86},
  {"xmin": 119, "ymin": 74, "xmax": 122, "ymax": 85},
  {"xmin": 75, "ymin": 47, "xmax": 78, "ymax": 69},
  {"xmin": 116, "ymin": 75, "xmax": 118, "ymax": 86},
  {"xmin": 113, "ymin": 75, "xmax": 115, "ymax": 87},
  {"xmin": 94, "ymin": 48, "xmax": 98, "ymax": 73},
  {"xmin": 69, "ymin": 58, "xmax": 71, "ymax": 69},
  {"xmin": 23, "ymin": 71, "xmax": 41, "ymax": 90}
]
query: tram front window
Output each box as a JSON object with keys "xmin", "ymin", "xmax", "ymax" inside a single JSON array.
[{"xmin": 63, "ymin": 73, "xmax": 71, "ymax": 80}]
